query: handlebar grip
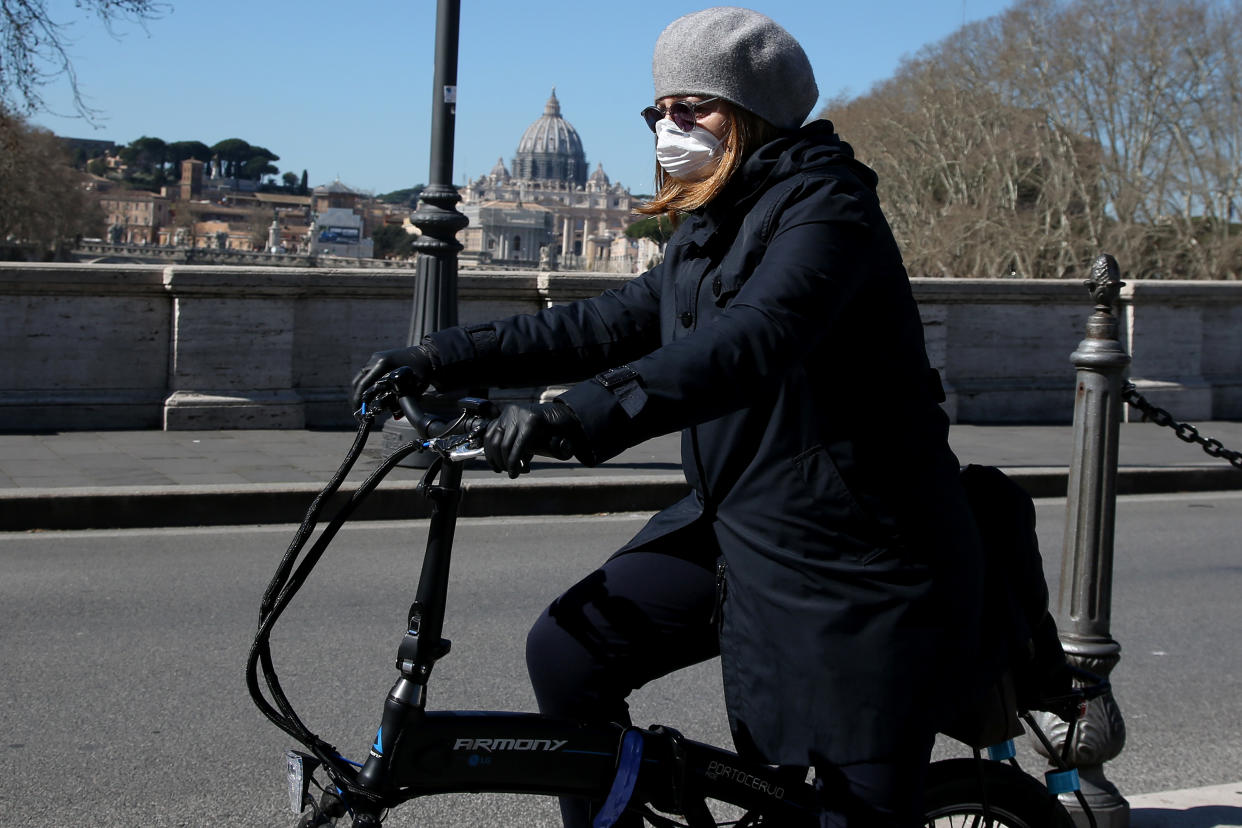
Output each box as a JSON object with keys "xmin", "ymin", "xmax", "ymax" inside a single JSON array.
[
  {"xmin": 543, "ymin": 435, "xmax": 574, "ymax": 461},
  {"xmin": 388, "ymin": 367, "xmax": 450, "ymax": 437},
  {"xmin": 398, "ymin": 392, "xmax": 438, "ymax": 437}
]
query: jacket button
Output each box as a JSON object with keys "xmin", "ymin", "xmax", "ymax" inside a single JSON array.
[
  {"xmin": 679, "ymin": 312, "xmax": 693, "ymax": 327},
  {"xmin": 712, "ymin": 277, "xmax": 722, "ymax": 297}
]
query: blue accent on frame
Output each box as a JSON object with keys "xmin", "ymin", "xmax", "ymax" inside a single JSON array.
[
  {"xmin": 373, "ymin": 726, "xmax": 384, "ymax": 755},
  {"xmin": 592, "ymin": 730, "xmax": 643, "ymax": 828}
]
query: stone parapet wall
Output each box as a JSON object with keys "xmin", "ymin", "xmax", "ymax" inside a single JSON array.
[
  {"xmin": 1, "ymin": 263, "xmax": 1237, "ymax": 430},
  {"xmin": 73, "ymin": 242, "xmax": 419, "ymax": 268}
]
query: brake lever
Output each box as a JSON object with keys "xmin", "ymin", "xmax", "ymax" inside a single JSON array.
[{"xmin": 447, "ymin": 444, "xmax": 486, "ymax": 461}]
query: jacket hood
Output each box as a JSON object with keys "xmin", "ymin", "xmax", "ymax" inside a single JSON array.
[
  {"xmin": 719, "ymin": 119, "xmax": 878, "ymax": 214},
  {"xmin": 677, "ymin": 120, "xmax": 879, "ymax": 251}
]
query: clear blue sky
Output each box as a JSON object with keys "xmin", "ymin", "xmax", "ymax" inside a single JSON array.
[{"xmin": 31, "ymin": 0, "xmax": 1017, "ymax": 197}]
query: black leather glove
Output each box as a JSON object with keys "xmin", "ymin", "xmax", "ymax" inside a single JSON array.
[
  {"xmin": 350, "ymin": 345, "xmax": 436, "ymax": 410},
  {"xmin": 483, "ymin": 402, "xmax": 583, "ymax": 478}
]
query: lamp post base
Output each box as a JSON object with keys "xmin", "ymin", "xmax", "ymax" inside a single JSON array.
[{"xmin": 1062, "ymin": 766, "xmax": 1130, "ymax": 828}]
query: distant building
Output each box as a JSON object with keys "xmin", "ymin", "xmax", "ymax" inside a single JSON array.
[
  {"xmin": 460, "ymin": 89, "xmax": 644, "ymax": 271},
  {"xmin": 202, "ymin": 153, "xmax": 258, "ymax": 195},
  {"xmin": 181, "ymin": 159, "xmax": 204, "ymax": 201},
  {"xmin": 72, "ymin": 137, "xmax": 390, "ymax": 262},
  {"xmin": 459, "ymin": 200, "xmax": 556, "ymax": 263},
  {"xmin": 99, "ymin": 191, "xmax": 172, "ymax": 245},
  {"xmin": 157, "ymin": 200, "xmax": 261, "ymax": 250},
  {"xmin": 309, "ymin": 180, "xmax": 373, "ymax": 259},
  {"xmin": 252, "ymin": 193, "xmax": 314, "ymax": 252}
]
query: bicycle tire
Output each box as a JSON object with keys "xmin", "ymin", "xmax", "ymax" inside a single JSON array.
[{"xmin": 923, "ymin": 758, "xmax": 1074, "ymax": 828}]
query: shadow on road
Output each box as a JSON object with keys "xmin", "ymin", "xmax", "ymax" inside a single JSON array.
[{"xmin": 1131, "ymin": 805, "xmax": 1242, "ymax": 828}]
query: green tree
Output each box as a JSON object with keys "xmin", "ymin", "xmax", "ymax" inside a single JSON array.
[
  {"xmin": 377, "ymin": 185, "xmax": 425, "ymax": 206},
  {"xmin": 120, "ymin": 135, "xmax": 167, "ymax": 176},
  {"xmin": 625, "ymin": 214, "xmax": 674, "ymax": 244},
  {"xmin": 371, "ymin": 223, "xmax": 415, "ymax": 259},
  {"xmin": 0, "ymin": 0, "xmax": 168, "ymax": 118},
  {"xmin": 208, "ymin": 138, "xmax": 278, "ymax": 181},
  {"xmin": 298, "ymin": 169, "xmax": 308, "ymax": 195},
  {"xmin": 245, "ymin": 144, "xmax": 279, "ymax": 178},
  {"xmin": 209, "ymin": 138, "xmax": 252, "ymax": 178},
  {"xmin": 281, "ymin": 171, "xmax": 299, "ymax": 190},
  {"xmin": 243, "ymin": 156, "xmax": 279, "ymax": 181},
  {"xmin": 166, "ymin": 140, "xmax": 211, "ymax": 179}
]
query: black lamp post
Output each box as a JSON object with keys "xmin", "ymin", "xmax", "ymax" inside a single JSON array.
[
  {"xmin": 408, "ymin": 0, "xmax": 466, "ymax": 341},
  {"xmin": 383, "ymin": 0, "xmax": 467, "ymax": 456}
]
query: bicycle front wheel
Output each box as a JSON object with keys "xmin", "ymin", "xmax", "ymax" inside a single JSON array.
[{"xmin": 923, "ymin": 758, "xmax": 1074, "ymax": 828}]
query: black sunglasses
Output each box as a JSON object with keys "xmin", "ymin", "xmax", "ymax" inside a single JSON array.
[{"xmin": 640, "ymin": 97, "xmax": 720, "ymax": 133}]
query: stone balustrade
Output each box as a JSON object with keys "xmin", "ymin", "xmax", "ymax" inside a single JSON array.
[{"xmin": 1, "ymin": 262, "xmax": 1238, "ymax": 431}]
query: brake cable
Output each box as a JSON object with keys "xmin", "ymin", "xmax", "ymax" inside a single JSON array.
[{"xmin": 246, "ymin": 405, "xmax": 426, "ymax": 803}]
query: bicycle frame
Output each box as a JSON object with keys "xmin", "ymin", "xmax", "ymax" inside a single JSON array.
[
  {"xmin": 344, "ymin": 443, "xmax": 818, "ymax": 825},
  {"xmin": 251, "ymin": 375, "xmax": 1105, "ymax": 828},
  {"xmin": 249, "ymin": 379, "xmax": 821, "ymax": 827}
]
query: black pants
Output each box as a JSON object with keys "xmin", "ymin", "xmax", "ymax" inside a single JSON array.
[{"xmin": 525, "ymin": 531, "xmax": 933, "ymax": 828}]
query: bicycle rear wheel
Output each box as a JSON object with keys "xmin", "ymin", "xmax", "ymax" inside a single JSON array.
[{"xmin": 923, "ymin": 758, "xmax": 1073, "ymax": 828}]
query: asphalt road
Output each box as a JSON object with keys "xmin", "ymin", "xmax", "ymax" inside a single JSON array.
[{"xmin": 2, "ymin": 491, "xmax": 1239, "ymax": 827}]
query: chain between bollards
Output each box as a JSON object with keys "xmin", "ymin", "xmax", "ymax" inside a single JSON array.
[{"xmin": 1122, "ymin": 384, "xmax": 1242, "ymax": 469}]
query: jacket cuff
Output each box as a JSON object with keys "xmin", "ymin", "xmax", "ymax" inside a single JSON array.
[
  {"xmin": 558, "ymin": 366, "xmax": 648, "ymax": 466},
  {"xmin": 423, "ymin": 324, "xmax": 497, "ymax": 386}
]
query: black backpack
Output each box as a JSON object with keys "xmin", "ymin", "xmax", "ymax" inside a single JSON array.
[{"xmin": 941, "ymin": 465, "xmax": 1075, "ymax": 747}]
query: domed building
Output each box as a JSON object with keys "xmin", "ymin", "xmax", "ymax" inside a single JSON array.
[
  {"xmin": 512, "ymin": 91, "xmax": 588, "ymax": 187},
  {"xmin": 460, "ymin": 90, "xmax": 650, "ymax": 271}
]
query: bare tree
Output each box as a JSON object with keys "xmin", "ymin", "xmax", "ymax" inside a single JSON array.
[
  {"xmin": 822, "ymin": 0, "xmax": 1242, "ymax": 280},
  {"xmin": 0, "ymin": 0, "xmax": 167, "ymax": 119},
  {"xmin": 1005, "ymin": 0, "xmax": 1241, "ymax": 278},
  {"xmin": 0, "ymin": 107, "xmax": 103, "ymax": 258}
]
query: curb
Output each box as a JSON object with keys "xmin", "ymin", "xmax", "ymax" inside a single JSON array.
[
  {"xmin": 1, "ymin": 466, "xmax": 1239, "ymax": 532},
  {"xmin": 0, "ymin": 475, "xmax": 693, "ymax": 531}
]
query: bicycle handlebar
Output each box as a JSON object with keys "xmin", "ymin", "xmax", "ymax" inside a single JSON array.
[{"xmin": 361, "ymin": 367, "xmax": 573, "ymax": 464}]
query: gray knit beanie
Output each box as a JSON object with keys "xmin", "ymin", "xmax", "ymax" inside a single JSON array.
[{"xmin": 652, "ymin": 7, "xmax": 818, "ymax": 131}]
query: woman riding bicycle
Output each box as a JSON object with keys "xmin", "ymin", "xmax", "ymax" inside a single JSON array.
[{"xmin": 352, "ymin": 8, "xmax": 984, "ymax": 827}]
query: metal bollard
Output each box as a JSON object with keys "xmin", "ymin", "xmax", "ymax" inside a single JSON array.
[{"xmin": 1032, "ymin": 254, "xmax": 1131, "ymax": 827}]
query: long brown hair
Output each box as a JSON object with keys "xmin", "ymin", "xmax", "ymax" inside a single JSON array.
[{"xmin": 636, "ymin": 101, "xmax": 782, "ymax": 220}]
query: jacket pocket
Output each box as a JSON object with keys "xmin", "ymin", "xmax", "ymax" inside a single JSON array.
[
  {"xmin": 792, "ymin": 445, "xmax": 890, "ymax": 565},
  {"xmin": 792, "ymin": 444, "xmax": 867, "ymax": 520}
]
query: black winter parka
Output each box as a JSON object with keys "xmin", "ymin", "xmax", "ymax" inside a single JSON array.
[{"xmin": 428, "ymin": 120, "xmax": 984, "ymax": 766}]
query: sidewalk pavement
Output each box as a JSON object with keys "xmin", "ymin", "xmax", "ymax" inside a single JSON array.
[{"xmin": 1, "ymin": 420, "xmax": 1240, "ymax": 531}]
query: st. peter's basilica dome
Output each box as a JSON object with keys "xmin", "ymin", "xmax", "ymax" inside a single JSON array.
[{"xmin": 513, "ymin": 88, "xmax": 587, "ymax": 187}]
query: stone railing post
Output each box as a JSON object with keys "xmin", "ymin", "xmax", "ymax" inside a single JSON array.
[{"xmin": 1033, "ymin": 254, "xmax": 1130, "ymax": 827}]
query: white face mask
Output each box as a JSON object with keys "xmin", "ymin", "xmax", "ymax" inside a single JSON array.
[{"xmin": 654, "ymin": 118, "xmax": 722, "ymax": 180}]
